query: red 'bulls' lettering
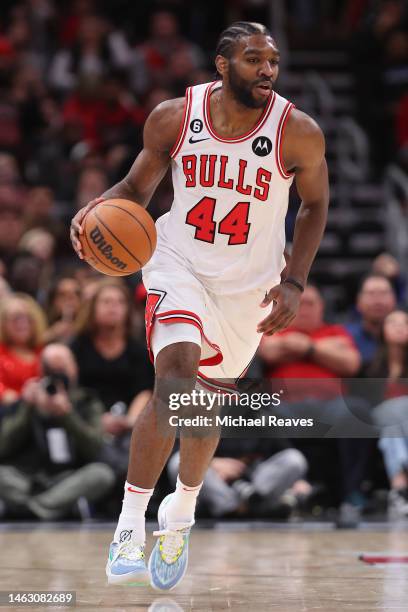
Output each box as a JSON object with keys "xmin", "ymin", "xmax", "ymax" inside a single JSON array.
[
  {"xmin": 182, "ymin": 155, "xmax": 197, "ymax": 187},
  {"xmin": 181, "ymin": 154, "xmax": 273, "ymax": 203},
  {"xmin": 199, "ymin": 155, "xmax": 217, "ymax": 187},
  {"xmin": 217, "ymin": 155, "xmax": 234, "ymax": 190},
  {"xmin": 254, "ymin": 168, "xmax": 272, "ymax": 201},
  {"xmin": 236, "ymin": 160, "xmax": 252, "ymax": 196}
]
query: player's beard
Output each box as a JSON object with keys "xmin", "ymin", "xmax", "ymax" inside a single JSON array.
[{"xmin": 228, "ymin": 63, "xmax": 271, "ymax": 109}]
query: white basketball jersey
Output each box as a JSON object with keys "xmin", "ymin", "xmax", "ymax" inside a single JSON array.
[{"xmin": 147, "ymin": 81, "xmax": 295, "ymax": 295}]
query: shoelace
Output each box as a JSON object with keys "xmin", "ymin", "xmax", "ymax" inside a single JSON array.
[
  {"xmin": 153, "ymin": 528, "xmax": 189, "ymax": 562},
  {"xmin": 117, "ymin": 541, "xmax": 144, "ymax": 562}
]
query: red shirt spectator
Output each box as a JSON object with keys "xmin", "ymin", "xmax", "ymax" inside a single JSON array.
[
  {"xmin": 63, "ymin": 91, "xmax": 104, "ymax": 148},
  {"xmin": 269, "ymin": 324, "xmax": 357, "ymax": 380},
  {"xmin": 0, "ymin": 294, "xmax": 46, "ymax": 404},
  {"xmin": 63, "ymin": 78, "xmax": 144, "ymax": 149},
  {"xmin": 259, "ymin": 286, "xmax": 360, "ymax": 401},
  {"xmin": 0, "ymin": 343, "xmax": 41, "ymax": 400}
]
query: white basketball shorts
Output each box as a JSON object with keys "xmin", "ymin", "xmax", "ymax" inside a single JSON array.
[{"xmin": 143, "ymin": 256, "xmax": 271, "ymax": 390}]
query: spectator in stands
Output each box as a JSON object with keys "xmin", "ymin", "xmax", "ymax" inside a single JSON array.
[
  {"xmin": 24, "ymin": 185, "xmax": 55, "ymax": 230},
  {"xmin": 0, "ymin": 187, "xmax": 25, "ymax": 265},
  {"xmin": 260, "ymin": 284, "xmax": 360, "ymax": 385},
  {"xmin": 70, "ymin": 278, "xmax": 154, "ymax": 420},
  {"xmin": 44, "ymin": 276, "xmax": 82, "ymax": 344},
  {"xmin": 168, "ymin": 436, "xmax": 308, "ymax": 519},
  {"xmin": 96, "ymin": 72, "xmax": 144, "ymax": 150},
  {"xmin": 0, "ymin": 293, "xmax": 45, "ymax": 404},
  {"xmin": 0, "ymin": 55, "xmax": 23, "ymax": 153},
  {"xmin": 12, "ymin": 0, "xmax": 55, "ymax": 69},
  {"xmin": 58, "ymin": 0, "xmax": 96, "ymax": 47},
  {"xmin": 17, "ymin": 228, "xmax": 56, "ymax": 303},
  {"xmin": 75, "ymin": 166, "xmax": 108, "ymax": 210},
  {"xmin": 71, "ymin": 266, "xmax": 102, "ymax": 300},
  {"xmin": 70, "ymin": 279, "xmax": 153, "ymax": 479},
  {"xmin": 0, "ymin": 152, "xmax": 20, "ymax": 185},
  {"xmin": 11, "ymin": 64, "xmax": 47, "ymax": 147},
  {"xmin": 350, "ymin": 0, "xmax": 406, "ymax": 168},
  {"xmin": 337, "ymin": 274, "xmax": 398, "ymax": 526},
  {"xmin": 130, "ymin": 10, "xmax": 204, "ymax": 95},
  {"xmin": 49, "ymin": 14, "xmax": 131, "ymax": 93},
  {"xmin": 346, "ymin": 274, "xmax": 397, "ymax": 368},
  {"xmin": 167, "ymin": 49, "xmax": 196, "ymax": 97},
  {"xmin": 370, "ymin": 310, "xmax": 408, "ymax": 518},
  {"xmin": 19, "ymin": 227, "xmax": 55, "ymax": 263},
  {"xmin": 8, "ymin": 251, "xmax": 43, "ymax": 299},
  {"xmin": 259, "ymin": 285, "xmax": 361, "ymax": 523},
  {"xmin": 5, "ymin": 3, "xmax": 45, "ymax": 72},
  {"xmin": 0, "ymin": 343, "xmax": 114, "ymax": 520},
  {"xmin": 62, "ymin": 77, "xmax": 105, "ymax": 149},
  {"xmin": 371, "ymin": 253, "xmax": 406, "ymax": 304}
]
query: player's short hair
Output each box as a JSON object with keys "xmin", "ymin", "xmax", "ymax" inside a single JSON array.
[{"xmin": 215, "ymin": 21, "xmax": 272, "ymax": 61}]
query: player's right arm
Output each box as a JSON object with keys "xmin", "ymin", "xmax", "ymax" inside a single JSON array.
[{"xmin": 70, "ymin": 97, "xmax": 185, "ymax": 258}]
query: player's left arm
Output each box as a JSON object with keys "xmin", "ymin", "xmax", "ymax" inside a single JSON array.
[{"xmin": 258, "ymin": 110, "xmax": 329, "ymax": 336}]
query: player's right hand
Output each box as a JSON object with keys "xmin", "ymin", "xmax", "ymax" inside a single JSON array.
[
  {"xmin": 257, "ymin": 282, "xmax": 301, "ymax": 335},
  {"xmin": 70, "ymin": 196, "xmax": 105, "ymax": 259}
]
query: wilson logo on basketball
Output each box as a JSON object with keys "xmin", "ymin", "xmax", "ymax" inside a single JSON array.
[{"xmin": 90, "ymin": 225, "xmax": 127, "ymax": 270}]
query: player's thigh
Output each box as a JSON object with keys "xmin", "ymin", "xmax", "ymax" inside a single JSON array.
[{"xmin": 151, "ymin": 321, "xmax": 202, "ymax": 366}]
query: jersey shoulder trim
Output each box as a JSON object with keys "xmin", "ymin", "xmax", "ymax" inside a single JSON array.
[
  {"xmin": 170, "ymin": 87, "xmax": 193, "ymax": 159},
  {"xmin": 275, "ymin": 101, "xmax": 295, "ymax": 179},
  {"xmin": 203, "ymin": 81, "xmax": 276, "ymax": 144}
]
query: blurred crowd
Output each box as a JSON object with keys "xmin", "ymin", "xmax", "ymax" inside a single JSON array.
[{"xmin": 0, "ymin": 0, "xmax": 408, "ymax": 524}]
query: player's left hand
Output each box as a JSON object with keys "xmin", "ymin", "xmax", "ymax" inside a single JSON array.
[{"xmin": 257, "ymin": 283, "xmax": 301, "ymax": 335}]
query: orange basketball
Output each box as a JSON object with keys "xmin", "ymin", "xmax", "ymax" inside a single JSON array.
[{"xmin": 80, "ymin": 199, "xmax": 157, "ymax": 276}]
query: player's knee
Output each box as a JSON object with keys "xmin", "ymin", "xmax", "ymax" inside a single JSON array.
[{"xmin": 155, "ymin": 342, "xmax": 200, "ymax": 395}]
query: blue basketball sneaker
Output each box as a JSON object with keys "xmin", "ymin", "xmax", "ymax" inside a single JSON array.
[
  {"xmin": 148, "ymin": 494, "xmax": 193, "ymax": 591},
  {"xmin": 106, "ymin": 540, "xmax": 149, "ymax": 585}
]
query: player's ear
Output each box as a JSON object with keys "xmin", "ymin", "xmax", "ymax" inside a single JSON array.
[{"xmin": 215, "ymin": 55, "xmax": 228, "ymax": 78}]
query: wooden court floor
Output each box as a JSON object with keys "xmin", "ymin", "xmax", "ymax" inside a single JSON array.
[{"xmin": 1, "ymin": 524, "xmax": 408, "ymax": 611}]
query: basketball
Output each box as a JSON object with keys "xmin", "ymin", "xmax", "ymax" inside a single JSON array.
[{"xmin": 80, "ymin": 199, "xmax": 157, "ymax": 276}]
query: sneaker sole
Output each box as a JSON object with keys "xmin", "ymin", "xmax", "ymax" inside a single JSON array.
[
  {"xmin": 148, "ymin": 495, "xmax": 189, "ymax": 591},
  {"xmin": 148, "ymin": 548, "xmax": 189, "ymax": 592},
  {"xmin": 106, "ymin": 563, "xmax": 150, "ymax": 586}
]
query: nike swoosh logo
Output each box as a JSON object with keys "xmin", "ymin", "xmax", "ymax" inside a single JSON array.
[
  {"xmin": 127, "ymin": 486, "xmax": 150, "ymax": 493},
  {"xmin": 188, "ymin": 136, "xmax": 210, "ymax": 144}
]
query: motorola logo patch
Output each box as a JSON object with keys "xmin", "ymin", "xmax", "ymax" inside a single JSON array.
[
  {"xmin": 190, "ymin": 119, "xmax": 203, "ymax": 133},
  {"xmin": 252, "ymin": 136, "xmax": 272, "ymax": 157},
  {"xmin": 119, "ymin": 530, "xmax": 133, "ymax": 542}
]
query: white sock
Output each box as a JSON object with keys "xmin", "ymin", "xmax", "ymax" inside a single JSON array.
[
  {"xmin": 165, "ymin": 476, "xmax": 203, "ymax": 526},
  {"xmin": 113, "ymin": 481, "xmax": 154, "ymax": 545}
]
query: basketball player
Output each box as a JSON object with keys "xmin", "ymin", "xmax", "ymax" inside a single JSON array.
[{"xmin": 71, "ymin": 22, "xmax": 329, "ymax": 590}]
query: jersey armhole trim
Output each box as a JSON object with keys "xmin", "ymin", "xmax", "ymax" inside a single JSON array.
[
  {"xmin": 170, "ymin": 87, "xmax": 192, "ymax": 159},
  {"xmin": 276, "ymin": 102, "xmax": 296, "ymax": 179}
]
